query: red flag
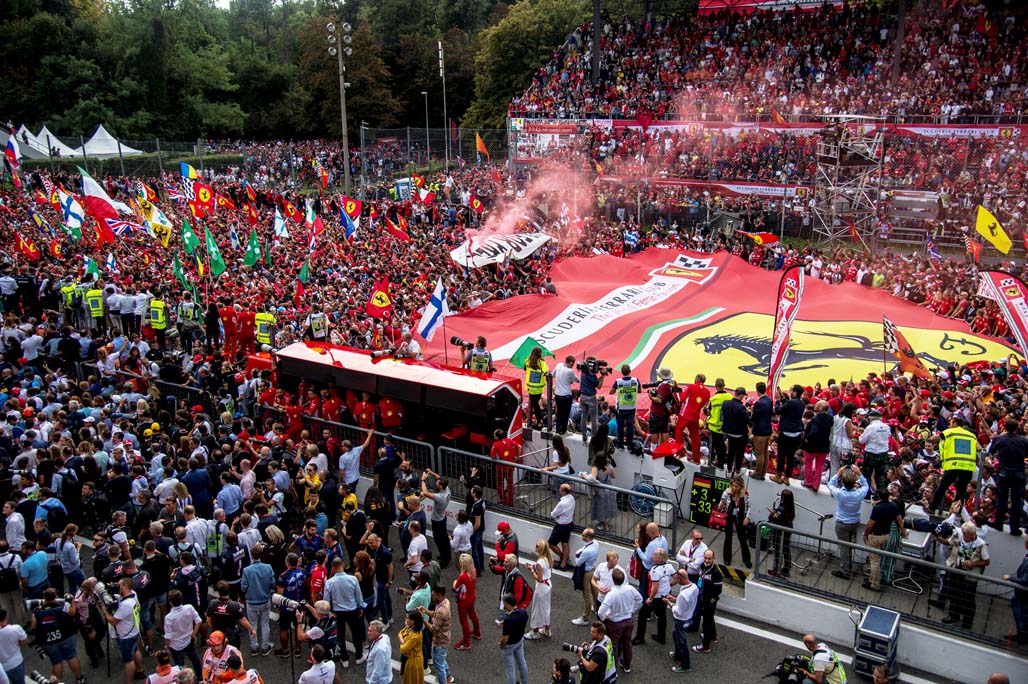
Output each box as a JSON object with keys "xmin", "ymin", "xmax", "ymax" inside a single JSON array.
[
  {"xmin": 49, "ymin": 240, "xmax": 63, "ymax": 260},
  {"xmin": 216, "ymin": 193, "xmax": 237, "ymax": 211},
  {"xmin": 365, "ymin": 278, "xmax": 394, "ymax": 318},
  {"xmin": 244, "ymin": 182, "xmax": 257, "ymax": 203},
  {"xmin": 385, "ymin": 218, "xmax": 410, "ymax": 242},
  {"xmin": 965, "ymin": 235, "xmax": 983, "ymax": 263},
  {"xmin": 469, "ymin": 196, "xmax": 485, "ymax": 213},
  {"xmin": 739, "ymin": 231, "xmax": 779, "ymax": 246},
  {"xmin": 193, "ymin": 182, "xmax": 215, "ymax": 209},
  {"xmin": 451, "ymin": 120, "xmax": 458, "ymax": 144},
  {"xmin": 770, "ymin": 109, "xmax": 788, "ymax": 125},
  {"xmin": 369, "ymin": 203, "xmax": 379, "ymax": 221},
  {"xmin": 34, "ymin": 189, "xmax": 47, "ymax": 205},
  {"xmin": 342, "ymin": 197, "xmax": 362, "ymax": 220},
  {"xmin": 294, "ymin": 279, "xmax": 305, "ymax": 309},
  {"xmin": 592, "ymin": 160, "xmax": 603, "ymax": 176},
  {"xmin": 243, "ymin": 203, "xmax": 259, "ymax": 226},
  {"xmin": 283, "ymin": 200, "xmax": 303, "ymax": 223},
  {"xmin": 16, "ymin": 234, "xmax": 40, "ymax": 261},
  {"xmin": 411, "ymin": 175, "xmax": 425, "ymax": 189},
  {"xmin": 849, "ymin": 218, "xmax": 860, "ymax": 242},
  {"xmin": 767, "ymin": 266, "xmax": 804, "ymax": 393}
]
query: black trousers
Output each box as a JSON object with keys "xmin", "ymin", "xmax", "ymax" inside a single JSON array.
[
  {"xmin": 700, "ymin": 599, "xmax": 718, "ymax": 648},
  {"xmin": 996, "ymin": 471, "xmax": 1026, "ymax": 532},
  {"xmin": 334, "ymin": 609, "xmax": 364, "ymax": 661},
  {"xmin": 776, "ymin": 434, "xmax": 802, "ymax": 477},
  {"xmin": 709, "ymin": 431, "xmax": 726, "ymax": 467},
  {"xmin": 930, "ymin": 469, "xmax": 973, "ymax": 512},
  {"xmin": 726, "ymin": 434, "xmax": 747, "ymax": 472},
  {"xmin": 635, "ymin": 598, "xmax": 667, "ymax": 642},
  {"xmin": 554, "ymin": 394, "xmax": 573, "ymax": 434},
  {"xmin": 722, "ymin": 512, "xmax": 751, "ymax": 567},
  {"xmin": 432, "ymin": 517, "xmax": 452, "ymax": 568}
]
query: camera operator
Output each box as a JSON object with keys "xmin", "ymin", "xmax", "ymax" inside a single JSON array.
[
  {"xmin": 29, "ymin": 588, "xmax": 83, "ymax": 684},
  {"xmin": 72, "ymin": 579, "xmax": 107, "ymax": 670},
  {"xmin": 462, "ymin": 337, "xmax": 493, "ymax": 373},
  {"xmin": 394, "ymin": 332, "xmax": 422, "ymax": 361},
  {"xmin": 574, "ymin": 621, "xmax": 616, "ymax": 684},
  {"xmin": 577, "ymin": 358, "xmax": 607, "ymax": 442},
  {"xmin": 100, "ymin": 577, "xmax": 144, "ymax": 684}
]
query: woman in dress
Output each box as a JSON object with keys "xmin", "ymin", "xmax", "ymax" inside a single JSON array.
[
  {"xmin": 524, "ymin": 539, "xmax": 553, "ymax": 640},
  {"xmin": 399, "ymin": 610, "xmax": 425, "ymax": 684},
  {"xmin": 353, "ymin": 550, "xmax": 377, "ymax": 624},
  {"xmin": 586, "ymin": 452, "xmax": 617, "ymax": 532},
  {"xmin": 452, "ymin": 553, "xmax": 480, "ymax": 649}
]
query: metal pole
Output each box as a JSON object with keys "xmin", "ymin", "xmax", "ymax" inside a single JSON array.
[
  {"xmin": 117, "ymin": 139, "xmax": 125, "ymax": 177},
  {"xmin": 198, "ymin": 139, "xmax": 204, "ymax": 175},
  {"xmin": 407, "ymin": 127, "xmax": 411, "ymax": 165},
  {"xmin": 360, "ymin": 122, "xmax": 367, "ymax": 200},
  {"xmin": 422, "ymin": 91, "xmax": 430, "ymax": 171},
  {"xmin": 155, "ymin": 138, "xmax": 164, "ymax": 176},
  {"xmin": 45, "ymin": 134, "xmax": 54, "ymax": 175},
  {"xmin": 337, "ymin": 43, "xmax": 352, "ymax": 194},
  {"xmin": 439, "ymin": 40, "xmax": 449, "ymax": 171},
  {"xmin": 80, "ymin": 135, "xmax": 88, "ymax": 175}
]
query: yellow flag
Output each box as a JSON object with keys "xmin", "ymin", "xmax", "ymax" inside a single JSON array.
[{"xmin": 975, "ymin": 205, "xmax": 1011, "ymax": 254}]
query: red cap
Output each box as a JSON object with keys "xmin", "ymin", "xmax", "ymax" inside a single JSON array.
[{"xmin": 497, "ymin": 521, "xmax": 511, "ymax": 533}]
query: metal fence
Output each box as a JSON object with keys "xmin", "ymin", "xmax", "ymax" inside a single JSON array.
[{"xmin": 753, "ymin": 521, "xmax": 1026, "ymax": 652}]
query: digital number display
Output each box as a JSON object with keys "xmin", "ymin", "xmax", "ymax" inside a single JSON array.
[{"xmin": 688, "ymin": 472, "xmax": 731, "ymax": 526}]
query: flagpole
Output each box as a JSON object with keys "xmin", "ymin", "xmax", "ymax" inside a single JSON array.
[{"xmin": 442, "ymin": 317, "xmax": 449, "ymax": 367}]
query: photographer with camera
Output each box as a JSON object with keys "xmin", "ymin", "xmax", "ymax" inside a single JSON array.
[
  {"xmin": 29, "ymin": 588, "xmax": 83, "ymax": 684},
  {"xmin": 577, "ymin": 359, "xmax": 608, "ymax": 442},
  {"xmin": 460, "ymin": 337, "xmax": 493, "ymax": 373},
  {"xmin": 568, "ymin": 621, "xmax": 616, "ymax": 684},
  {"xmin": 72, "ymin": 579, "xmax": 107, "ymax": 670},
  {"xmin": 99, "ymin": 577, "xmax": 143, "ymax": 684}
]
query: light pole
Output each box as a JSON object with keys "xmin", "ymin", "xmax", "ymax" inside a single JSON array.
[
  {"xmin": 359, "ymin": 121, "xmax": 368, "ymax": 200},
  {"xmin": 327, "ymin": 18, "xmax": 352, "ymax": 193},
  {"xmin": 439, "ymin": 40, "xmax": 449, "ymax": 171},
  {"xmin": 421, "ymin": 91, "xmax": 430, "ymax": 170}
]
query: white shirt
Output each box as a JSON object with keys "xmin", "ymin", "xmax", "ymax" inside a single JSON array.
[
  {"xmin": 676, "ymin": 540, "xmax": 708, "ymax": 575},
  {"xmin": 185, "ymin": 517, "xmax": 212, "ymax": 550},
  {"xmin": 671, "ymin": 582, "xmax": 699, "ymax": 622},
  {"xmin": 553, "ymin": 364, "xmax": 580, "ymax": 397},
  {"xmin": 451, "ymin": 521, "xmax": 473, "ymax": 552},
  {"xmin": 648, "ymin": 562, "xmax": 676, "ymax": 597},
  {"xmin": 0, "ymin": 624, "xmax": 27, "ymax": 669},
  {"xmin": 238, "ymin": 528, "xmax": 262, "ymax": 554},
  {"xmin": 550, "ymin": 493, "xmax": 575, "ymax": 525},
  {"xmin": 592, "ymin": 563, "xmax": 624, "ymax": 601},
  {"xmin": 5, "ymin": 513, "xmax": 24, "ymax": 550},
  {"xmin": 597, "ymin": 583, "xmax": 643, "ymax": 622},
  {"xmin": 298, "ymin": 661, "xmax": 335, "ymax": 684},
  {"xmin": 859, "ymin": 420, "xmax": 892, "ymax": 453},
  {"xmin": 154, "ymin": 478, "xmax": 179, "ymax": 505},
  {"xmin": 164, "ymin": 604, "xmax": 201, "ymax": 651},
  {"xmin": 407, "ymin": 534, "xmax": 428, "ymax": 572}
]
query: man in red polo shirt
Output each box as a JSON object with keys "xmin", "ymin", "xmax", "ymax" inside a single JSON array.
[
  {"xmin": 675, "ymin": 373, "xmax": 710, "ymax": 462},
  {"xmin": 237, "ymin": 304, "xmax": 256, "ymax": 355},
  {"xmin": 490, "ymin": 429, "xmax": 521, "ymax": 506},
  {"xmin": 379, "ymin": 396, "xmax": 404, "ymax": 431},
  {"xmin": 219, "ymin": 299, "xmax": 238, "ymax": 360}
]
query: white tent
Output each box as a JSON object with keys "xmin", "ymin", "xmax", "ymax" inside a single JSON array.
[
  {"xmin": 78, "ymin": 124, "xmax": 143, "ymax": 159},
  {"xmin": 9, "ymin": 125, "xmax": 50, "ymax": 159},
  {"xmin": 35, "ymin": 126, "xmax": 80, "ymax": 159}
]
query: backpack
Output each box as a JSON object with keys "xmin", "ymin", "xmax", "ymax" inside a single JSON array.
[
  {"xmin": 0, "ymin": 555, "xmax": 18, "ymax": 593},
  {"xmin": 511, "ymin": 573, "xmax": 533, "ymax": 609},
  {"xmin": 39, "ymin": 500, "xmax": 67, "ymax": 535}
]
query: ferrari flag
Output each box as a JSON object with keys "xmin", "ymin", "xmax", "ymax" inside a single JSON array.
[
  {"xmin": 366, "ymin": 278, "xmax": 394, "ymax": 319},
  {"xmin": 978, "ymin": 270, "xmax": 1028, "ymax": 354},
  {"xmin": 767, "ymin": 265, "xmax": 804, "ymax": 393},
  {"xmin": 975, "ymin": 205, "xmax": 1012, "ymax": 254},
  {"xmin": 882, "ymin": 315, "xmax": 932, "ymax": 379}
]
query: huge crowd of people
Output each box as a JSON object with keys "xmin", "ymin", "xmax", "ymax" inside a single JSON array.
[{"xmin": 510, "ymin": 3, "xmax": 1027, "ymax": 121}]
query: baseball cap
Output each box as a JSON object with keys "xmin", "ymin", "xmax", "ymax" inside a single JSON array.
[
  {"xmin": 497, "ymin": 521, "xmax": 511, "ymax": 533},
  {"xmin": 207, "ymin": 631, "xmax": 225, "ymax": 646}
]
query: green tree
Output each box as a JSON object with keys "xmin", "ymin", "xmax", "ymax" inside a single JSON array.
[{"xmin": 464, "ymin": 0, "xmax": 587, "ymax": 128}]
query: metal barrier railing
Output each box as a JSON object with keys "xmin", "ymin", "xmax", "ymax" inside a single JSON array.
[
  {"xmin": 754, "ymin": 521, "xmax": 1026, "ymax": 651},
  {"xmin": 299, "ymin": 414, "xmax": 438, "ymax": 479},
  {"xmin": 439, "ymin": 446, "xmax": 680, "ymax": 551}
]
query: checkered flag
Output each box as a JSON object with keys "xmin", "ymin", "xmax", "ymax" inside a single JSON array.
[
  {"xmin": 183, "ymin": 178, "xmax": 196, "ymax": 203},
  {"xmin": 882, "ymin": 315, "xmax": 900, "ymax": 354},
  {"xmin": 673, "ymin": 255, "xmax": 713, "ymax": 269}
]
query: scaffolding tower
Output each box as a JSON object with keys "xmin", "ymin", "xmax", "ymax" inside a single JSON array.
[{"xmin": 811, "ymin": 114, "xmax": 885, "ymax": 248}]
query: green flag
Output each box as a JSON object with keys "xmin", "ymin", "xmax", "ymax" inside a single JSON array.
[
  {"xmin": 297, "ymin": 260, "xmax": 309, "ymax": 283},
  {"xmin": 84, "ymin": 257, "xmax": 100, "ymax": 279},
  {"xmin": 172, "ymin": 254, "xmax": 188, "ymax": 289},
  {"xmin": 243, "ymin": 228, "xmax": 261, "ymax": 267},
  {"xmin": 509, "ymin": 336, "xmax": 555, "ymax": 369},
  {"xmin": 204, "ymin": 226, "xmax": 226, "ymax": 277},
  {"xmin": 182, "ymin": 218, "xmax": 200, "ymax": 255},
  {"xmin": 61, "ymin": 223, "xmax": 82, "ymax": 241}
]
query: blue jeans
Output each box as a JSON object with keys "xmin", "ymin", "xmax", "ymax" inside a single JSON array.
[
  {"xmin": 431, "ymin": 645, "xmax": 449, "ymax": 682},
  {"xmin": 500, "ymin": 641, "xmax": 529, "ymax": 684},
  {"xmin": 65, "ymin": 568, "xmax": 85, "ymax": 594},
  {"xmin": 672, "ymin": 618, "xmax": 691, "ymax": 669},
  {"xmin": 470, "ymin": 531, "xmax": 484, "ymax": 575},
  {"xmin": 5, "ymin": 662, "xmax": 24, "ymax": 684},
  {"xmin": 1012, "ymin": 595, "xmax": 1027, "ymax": 636},
  {"xmin": 375, "ymin": 581, "xmax": 393, "ymax": 624}
]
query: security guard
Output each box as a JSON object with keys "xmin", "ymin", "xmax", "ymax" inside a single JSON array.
[
  {"xmin": 254, "ymin": 307, "xmax": 275, "ymax": 349},
  {"xmin": 609, "ymin": 364, "xmax": 641, "ymax": 450},
  {"xmin": 929, "ymin": 416, "xmax": 979, "ymax": 513},
  {"xmin": 705, "ymin": 379, "xmax": 730, "ymax": 469},
  {"xmin": 464, "ymin": 336, "xmax": 493, "ymax": 372},
  {"xmin": 85, "ymin": 282, "xmax": 105, "ymax": 332},
  {"xmin": 60, "ymin": 277, "xmax": 78, "ymax": 326},
  {"xmin": 176, "ymin": 291, "xmax": 200, "ymax": 354},
  {"xmin": 149, "ymin": 295, "xmax": 168, "ymax": 350}
]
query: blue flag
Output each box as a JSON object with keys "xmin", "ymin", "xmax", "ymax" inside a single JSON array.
[{"xmin": 341, "ymin": 208, "xmax": 356, "ymax": 241}]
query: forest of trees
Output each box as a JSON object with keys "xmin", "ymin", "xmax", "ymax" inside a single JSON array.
[{"xmin": 0, "ymin": 0, "xmax": 698, "ymax": 141}]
